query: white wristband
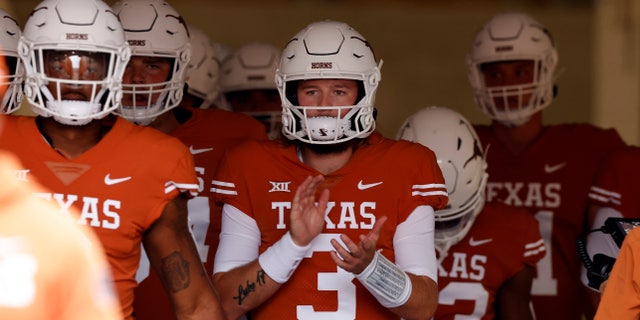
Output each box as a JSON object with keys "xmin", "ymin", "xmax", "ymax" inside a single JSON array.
[
  {"xmin": 258, "ymin": 232, "xmax": 311, "ymax": 283},
  {"xmin": 355, "ymin": 250, "xmax": 412, "ymax": 308}
]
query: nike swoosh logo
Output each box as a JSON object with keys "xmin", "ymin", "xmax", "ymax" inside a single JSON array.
[
  {"xmin": 358, "ymin": 180, "xmax": 383, "ymax": 190},
  {"xmin": 469, "ymin": 237, "xmax": 493, "ymax": 247},
  {"xmin": 104, "ymin": 174, "xmax": 132, "ymax": 185},
  {"xmin": 189, "ymin": 146, "xmax": 214, "ymax": 155},
  {"xmin": 544, "ymin": 162, "xmax": 567, "ymax": 174}
]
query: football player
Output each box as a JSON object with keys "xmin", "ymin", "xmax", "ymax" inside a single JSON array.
[
  {"xmin": 0, "ymin": 8, "xmax": 121, "ymax": 320},
  {"xmin": 0, "ymin": 0, "xmax": 224, "ymax": 319},
  {"xmin": 466, "ymin": 12, "xmax": 626, "ymax": 320},
  {"xmin": 211, "ymin": 20, "xmax": 448, "ymax": 320},
  {"xmin": 398, "ymin": 106, "xmax": 546, "ymax": 320},
  {"xmin": 220, "ymin": 42, "xmax": 282, "ymax": 138},
  {"xmin": 110, "ymin": 2, "xmax": 268, "ymax": 319}
]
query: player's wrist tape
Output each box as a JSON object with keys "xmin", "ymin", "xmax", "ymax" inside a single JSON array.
[
  {"xmin": 258, "ymin": 232, "xmax": 311, "ymax": 283},
  {"xmin": 355, "ymin": 250, "xmax": 412, "ymax": 308}
]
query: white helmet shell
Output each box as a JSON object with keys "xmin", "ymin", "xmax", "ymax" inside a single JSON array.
[
  {"xmin": 276, "ymin": 20, "xmax": 382, "ymax": 144},
  {"xmin": 221, "ymin": 42, "xmax": 280, "ymax": 93},
  {"xmin": 0, "ymin": 10, "xmax": 23, "ymax": 114},
  {"xmin": 398, "ymin": 106, "xmax": 488, "ymax": 254},
  {"xmin": 221, "ymin": 41, "xmax": 282, "ymax": 137},
  {"xmin": 19, "ymin": 0, "xmax": 130, "ymax": 125},
  {"xmin": 185, "ymin": 25, "xmax": 220, "ymax": 109},
  {"xmin": 112, "ymin": 0, "xmax": 191, "ymax": 125},
  {"xmin": 466, "ymin": 12, "xmax": 558, "ymax": 126}
]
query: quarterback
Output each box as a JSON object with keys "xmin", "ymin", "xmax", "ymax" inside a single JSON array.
[{"xmin": 212, "ymin": 20, "xmax": 448, "ymax": 320}]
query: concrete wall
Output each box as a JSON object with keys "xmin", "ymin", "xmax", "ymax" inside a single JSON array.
[{"xmin": 594, "ymin": 0, "xmax": 639, "ymax": 145}]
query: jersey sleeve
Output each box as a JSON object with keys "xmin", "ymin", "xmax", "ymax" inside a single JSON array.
[
  {"xmin": 521, "ymin": 211, "xmax": 546, "ymax": 267},
  {"xmin": 164, "ymin": 140, "xmax": 199, "ymax": 198},
  {"xmin": 211, "ymin": 143, "xmax": 250, "ymax": 216},
  {"xmin": 408, "ymin": 143, "xmax": 448, "ymax": 211},
  {"xmin": 588, "ymin": 152, "xmax": 622, "ymax": 209}
]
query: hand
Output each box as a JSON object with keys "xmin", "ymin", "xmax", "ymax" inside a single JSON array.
[
  {"xmin": 329, "ymin": 216, "xmax": 388, "ymax": 274},
  {"xmin": 289, "ymin": 175, "xmax": 329, "ymax": 247}
]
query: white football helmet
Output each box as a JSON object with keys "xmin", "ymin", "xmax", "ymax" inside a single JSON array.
[
  {"xmin": 185, "ymin": 25, "xmax": 220, "ymax": 109},
  {"xmin": 466, "ymin": 12, "xmax": 558, "ymax": 126},
  {"xmin": 222, "ymin": 42, "xmax": 282, "ymax": 137},
  {"xmin": 112, "ymin": 0, "xmax": 191, "ymax": 125},
  {"xmin": 398, "ymin": 106, "xmax": 488, "ymax": 254},
  {"xmin": 222, "ymin": 42, "xmax": 280, "ymax": 93},
  {"xmin": 0, "ymin": 10, "xmax": 24, "ymax": 114},
  {"xmin": 18, "ymin": 0, "xmax": 130, "ymax": 125},
  {"xmin": 276, "ymin": 20, "xmax": 382, "ymax": 144}
]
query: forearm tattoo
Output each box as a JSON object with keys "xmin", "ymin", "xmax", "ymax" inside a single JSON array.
[
  {"xmin": 234, "ymin": 269, "xmax": 267, "ymax": 305},
  {"xmin": 161, "ymin": 251, "xmax": 191, "ymax": 293}
]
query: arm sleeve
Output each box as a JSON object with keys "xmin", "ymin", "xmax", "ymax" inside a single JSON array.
[
  {"xmin": 393, "ymin": 205, "xmax": 437, "ymax": 283},
  {"xmin": 213, "ymin": 204, "xmax": 261, "ymax": 274}
]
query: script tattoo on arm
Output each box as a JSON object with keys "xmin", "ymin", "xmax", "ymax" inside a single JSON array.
[
  {"xmin": 234, "ymin": 269, "xmax": 267, "ymax": 305},
  {"xmin": 161, "ymin": 251, "xmax": 191, "ymax": 293}
]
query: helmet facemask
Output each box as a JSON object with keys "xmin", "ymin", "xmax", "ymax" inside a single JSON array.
[
  {"xmin": 119, "ymin": 56, "xmax": 184, "ymax": 126},
  {"xmin": 22, "ymin": 46, "xmax": 127, "ymax": 126},
  {"xmin": 112, "ymin": 0, "xmax": 191, "ymax": 126},
  {"xmin": 18, "ymin": 0, "xmax": 130, "ymax": 125},
  {"xmin": 0, "ymin": 56, "xmax": 24, "ymax": 114},
  {"xmin": 434, "ymin": 168, "xmax": 488, "ymax": 254},
  {"xmin": 281, "ymin": 78, "xmax": 377, "ymax": 144},
  {"xmin": 0, "ymin": 10, "xmax": 25, "ymax": 114},
  {"xmin": 471, "ymin": 58, "xmax": 556, "ymax": 127}
]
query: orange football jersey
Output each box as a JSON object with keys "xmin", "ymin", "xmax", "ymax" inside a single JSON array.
[
  {"xmin": 435, "ymin": 202, "xmax": 546, "ymax": 320},
  {"xmin": 475, "ymin": 123, "xmax": 625, "ymax": 320},
  {"xmin": 0, "ymin": 150, "xmax": 122, "ymax": 320},
  {"xmin": 213, "ymin": 132, "xmax": 448, "ymax": 320},
  {"xmin": 588, "ymin": 145, "xmax": 640, "ymax": 217},
  {"xmin": 133, "ymin": 108, "xmax": 267, "ymax": 319},
  {"xmin": 0, "ymin": 115, "xmax": 198, "ymax": 320}
]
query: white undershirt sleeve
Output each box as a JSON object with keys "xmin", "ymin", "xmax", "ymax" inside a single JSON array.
[
  {"xmin": 213, "ymin": 204, "xmax": 261, "ymax": 275},
  {"xmin": 393, "ymin": 205, "xmax": 437, "ymax": 283}
]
